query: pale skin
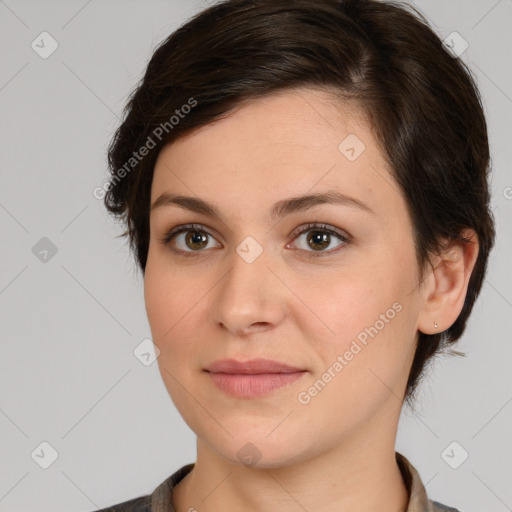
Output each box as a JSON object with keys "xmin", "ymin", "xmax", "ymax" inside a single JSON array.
[{"xmin": 144, "ymin": 88, "xmax": 479, "ymax": 512}]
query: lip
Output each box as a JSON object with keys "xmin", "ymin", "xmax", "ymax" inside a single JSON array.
[
  {"xmin": 204, "ymin": 358, "xmax": 307, "ymax": 398},
  {"xmin": 204, "ymin": 358, "xmax": 304, "ymax": 374}
]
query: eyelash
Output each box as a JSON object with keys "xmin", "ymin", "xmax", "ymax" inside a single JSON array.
[{"xmin": 157, "ymin": 222, "xmax": 351, "ymax": 259}]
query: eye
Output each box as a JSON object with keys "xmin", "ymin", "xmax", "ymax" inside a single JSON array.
[
  {"xmin": 287, "ymin": 223, "xmax": 350, "ymax": 257},
  {"xmin": 158, "ymin": 224, "xmax": 221, "ymax": 257}
]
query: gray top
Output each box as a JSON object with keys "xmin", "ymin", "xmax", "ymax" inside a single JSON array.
[{"xmin": 94, "ymin": 452, "xmax": 461, "ymax": 512}]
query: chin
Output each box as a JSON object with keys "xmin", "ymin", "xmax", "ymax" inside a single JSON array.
[{"xmin": 204, "ymin": 432, "xmax": 313, "ymax": 470}]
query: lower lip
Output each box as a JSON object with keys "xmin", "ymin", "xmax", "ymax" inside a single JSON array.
[{"xmin": 206, "ymin": 371, "xmax": 307, "ymax": 398}]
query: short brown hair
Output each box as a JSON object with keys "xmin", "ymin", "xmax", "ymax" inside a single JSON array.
[{"xmin": 103, "ymin": 0, "xmax": 496, "ymax": 408}]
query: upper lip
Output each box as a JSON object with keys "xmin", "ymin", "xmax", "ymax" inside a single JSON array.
[{"xmin": 205, "ymin": 358, "xmax": 305, "ymax": 374}]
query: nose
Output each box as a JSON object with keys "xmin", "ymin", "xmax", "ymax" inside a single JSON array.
[{"xmin": 212, "ymin": 242, "xmax": 286, "ymax": 337}]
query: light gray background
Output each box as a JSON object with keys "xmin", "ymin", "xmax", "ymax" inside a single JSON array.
[{"xmin": 0, "ymin": 1, "xmax": 511, "ymax": 511}]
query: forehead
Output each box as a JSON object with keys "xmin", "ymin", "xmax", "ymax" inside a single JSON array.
[{"xmin": 151, "ymin": 88, "xmax": 399, "ymax": 221}]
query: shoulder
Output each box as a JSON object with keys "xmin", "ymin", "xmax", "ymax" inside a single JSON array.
[
  {"xmin": 431, "ymin": 499, "xmax": 462, "ymax": 512},
  {"xmin": 90, "ymin": 463, "xmax": 194, "ymax": 512},
  {"xmin": 93, "ymin": 494, "xmax": 152, "ymax": 512}
]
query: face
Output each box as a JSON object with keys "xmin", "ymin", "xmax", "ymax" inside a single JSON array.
[{"xmin": 144, "ymin": 88, "xmax": 425, "ymax": 468}]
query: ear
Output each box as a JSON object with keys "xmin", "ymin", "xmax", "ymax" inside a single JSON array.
[{"xmin": 417, "ymin": 229, "xmax": 479, "ymax": 335}]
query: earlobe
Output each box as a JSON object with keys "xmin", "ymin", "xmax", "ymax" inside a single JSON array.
[{"xmin": 417, "ymin": 229, "xmax": 479, "ymax": 335}]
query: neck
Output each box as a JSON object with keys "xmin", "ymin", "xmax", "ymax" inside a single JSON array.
[{"xmin": 172, "ymin": 421, "xmax": 409, "ymax": 512}]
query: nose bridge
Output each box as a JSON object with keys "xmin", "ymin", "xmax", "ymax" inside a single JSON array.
[{"xmin": 212, "ymin": 236, "xmax": 285, "ymax": 333}]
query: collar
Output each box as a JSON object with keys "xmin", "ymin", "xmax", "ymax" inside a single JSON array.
[{"xmin": 150, "ymin": 452, "xmax": 453, "ymax": 512}]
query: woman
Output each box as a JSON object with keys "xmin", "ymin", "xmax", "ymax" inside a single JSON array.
[{"xmin": 97, "ymin": 0, "xmax": 496, "ymax": 510}]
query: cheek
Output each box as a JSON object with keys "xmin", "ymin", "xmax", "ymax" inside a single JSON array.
[
  {"xmin": 144, "ymin": 252, "xmax": 198, "ymax": 339},
  {"xmin": 290, "ymin": 262, "xmax": 398, "ymax": 341},
  {"xmin": 144, "ymin": 260, "xmax": 210, "ymax": 382},
  {"xmin": 296, "ymin": 284, "xmax": 413, "ymax": 425},
  {"xmin": 144, "ymin": 267, "xmax": 200, "ymax": 410},
  {"xmin": 294, "ymin": 255, "xmax": 417, "ymax": 375}
]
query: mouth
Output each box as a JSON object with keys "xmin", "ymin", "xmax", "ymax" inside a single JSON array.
[
  {"xmin": 204, "ymin": 358, "xmax": 308, "ymax": 398},
  {"xmin": 205, "ymin": 358, "xmax": 305, "ymax": 374}
]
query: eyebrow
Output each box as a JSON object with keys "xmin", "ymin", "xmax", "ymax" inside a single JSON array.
[{"xmin": 150, "ymin": 189, "xmax": 376, "ymax": 221}]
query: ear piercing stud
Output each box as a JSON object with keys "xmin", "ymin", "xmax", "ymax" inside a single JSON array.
[{"xmin": 434, "ymin": 321, "xmax": 438, "ymax": 329}]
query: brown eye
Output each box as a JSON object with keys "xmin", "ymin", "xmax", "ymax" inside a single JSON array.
[
  {"xmin": 289, "ymin": 223, "xmax": 350, "ymax": 257},
  {"xmin": 159, "ymin": 224, "xmax": 221, "ymax": 257}
]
